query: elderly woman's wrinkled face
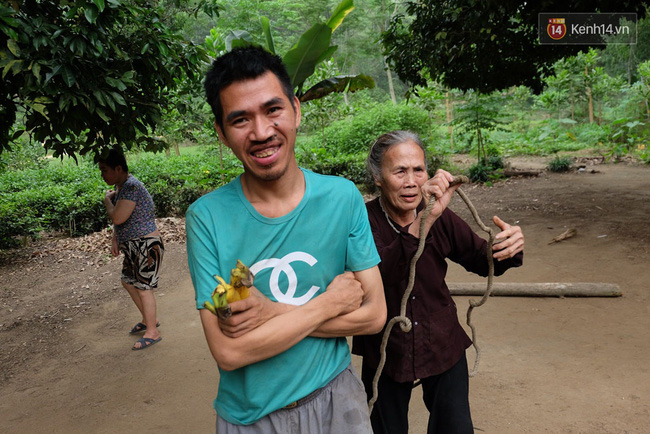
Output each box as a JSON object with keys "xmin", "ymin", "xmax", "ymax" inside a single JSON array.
[{"xmin": 375, "ymin": 140, "xmax": 428, "ymax": 219}]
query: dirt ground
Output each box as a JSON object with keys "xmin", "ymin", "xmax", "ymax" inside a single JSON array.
[{"xmin": 1, "ymin": 156, "xmax": 649, "ymax": 434}]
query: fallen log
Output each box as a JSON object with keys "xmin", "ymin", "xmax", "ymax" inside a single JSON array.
[{"xmin": 448, "ymin": 282, "xmax": 622, "ymax": 297}]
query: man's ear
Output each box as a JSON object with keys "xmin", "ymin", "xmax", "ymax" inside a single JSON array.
[
  {"xmin": 293, "ymin": 96, "xmax": 302, "ymax": 128},
  {"xmin": 214, "ymin": 120, "xmax": 230, "ymax": 148}
]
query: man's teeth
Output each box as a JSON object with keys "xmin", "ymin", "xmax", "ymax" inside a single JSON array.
[{"xmin": 254, "ymin": 148, "xmax": 277, "ymax": 158}]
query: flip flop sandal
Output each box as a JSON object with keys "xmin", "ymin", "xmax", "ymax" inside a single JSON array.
[
  {"xmin": 129, "ymin": 321, "xmax": 161, "ymax": 335},
  {"xmin": 132, "ymin": 336, "xmax": 162, "ymax": 351}
]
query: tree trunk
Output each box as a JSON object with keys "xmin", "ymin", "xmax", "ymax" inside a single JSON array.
[
  {"xmin": 627, "ymin": 45, "xmax": 635, "ymax": 85},
  {"xmin": 446, "ymin": 91, "xmax": 454, "ymax": 150},
  {"xmin": 477, "ymin": 128, "xmax": 486, "ymax": 163},
  {"xmin": 598, "ymin": 101, "xmax": 602, "ymax": 125},
  {"xmin": 587, "ymin": 90, "xmax": 594, "ymax": 123},
  {"xmin": 585, "ymin": 66, "xmax": 594, "ymax": 124},
  {"xmin": 384, "ymin": 57, "xmax": 397, "ymax": 104}
]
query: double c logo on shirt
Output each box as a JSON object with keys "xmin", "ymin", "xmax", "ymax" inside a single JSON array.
[{"xmin": 250, "ymin": 252, "xmax": 320, "ymax": 305}]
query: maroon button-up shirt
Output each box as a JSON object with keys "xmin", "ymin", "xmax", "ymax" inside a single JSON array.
[{"xmin": 352, "ymin": 198, "xmax": 523, "ymax": 382}]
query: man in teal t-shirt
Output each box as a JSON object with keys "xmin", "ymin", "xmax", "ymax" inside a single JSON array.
[{"xmin": 186, "ymin": 46, "xmax": 386, "ymax": 432}]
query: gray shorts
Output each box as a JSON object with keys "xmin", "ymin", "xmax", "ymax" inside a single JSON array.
[{"xmin": 216, "ymin": 364, "xmax": 372, "ymax": 434}]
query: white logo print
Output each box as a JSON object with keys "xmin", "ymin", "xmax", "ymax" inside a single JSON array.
[{"xmin": 250, "ymin": 252, "xmax": 320, "ymax": 305}]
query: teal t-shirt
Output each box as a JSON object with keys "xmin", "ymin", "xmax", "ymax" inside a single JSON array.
[{"xmin": 185, "ymin": 168, "xmax": 380, "ymax": 425}]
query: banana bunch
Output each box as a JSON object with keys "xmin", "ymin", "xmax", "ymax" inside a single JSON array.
[{"xmin": 204, "ymin": 260, "xmax": 254, "ymax": 320}]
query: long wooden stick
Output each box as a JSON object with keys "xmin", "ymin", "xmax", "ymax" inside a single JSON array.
[{"xmin": 448, "ymin": 282, "xmax": 622, "ymax": 297}]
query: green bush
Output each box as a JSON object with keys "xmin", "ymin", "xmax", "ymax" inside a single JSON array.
[
  {"xmin": 467, "ymin": 154, "xmax": 505, "ymax": 183},
  {"xmin": 309, "ymin": 102, "xmax": 430, "ymax": 155},
  {"xmin": 468, "ymin": 162, "xmax": 491, "ymax": 183},
  {"xmin": 0, "ymin": 148, "xmax": 244, "ymax": 249},
  {"xmin": 0, "ymin": 138, "xmax": 49, "ymax": 172},
  {"xmin": 486, "ymin": 155, "xmax": 505, "ymax": 170},
  {"xmin": 0, "ymin": 196, "xmax": 44, "ymax": 247},
  {"xmin": 547, "ymin": 156, "xmax": 573, "ymax": 172},
  {"xmin": 297, "ymin": 147, "xmax": 369, "ymax": 186}
]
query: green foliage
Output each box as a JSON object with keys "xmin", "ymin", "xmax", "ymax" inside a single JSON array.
[
  {"xmin": 600, "ymin": 10, "xmax": 650, "ymax": 83},
  {"xmin": 453, "ymin": 91, "xmax": 504, "ymax": 163},
  {"xmin": 548, "ymin": 156, "xmax": 573, "ymax": 172},
  {"xmin": 465, "ymin": 144, "xmax": 504, "ymax": 183},
  {"xmin": 467, "ymin": 162, "xmax": 491, "ymax": 183},
  {"xmin": 0, "ymin": 136, "xmax": 49, "ymax": 171},
  {"xmin": 0, "ymin": 0, "xmax": 211, "ymax": 159},
  {"xmin": 129, "ymin": 150, "xmax": 242, "ymax": 216},
  {"xmin": 381, "ymin": 1, "xmax": 648, "ymax": 93},
  {"xmin": 306, "ymin": 102, "xmax": 430, "ymax": 155},
  {"xmin": 486, "ymin": 155, "xmax": 505, "ymax": 170},
  {"xmin": 426, "ymin": 151, "xmax": 453, "ymax": 178},
  {"xmin": 467, "ymin": 156, "xmax": 504, "ymax": 184},
  {"xmin": 0, "ymin": 149, "xmax": 243, "ymax": 249},
  {"xmin": 635, "ymin": 144, "xmax": 650, "ymax": 163},
  {"xmin": 603, "ymin": 117, "xmax": 648, "ymax": 161},
  {"xmin": 0, "ymin": 163, "xmax": 107, "ymax": 247},
  {"xmin": 296, "ymin": 146, "xmax": 368, "ymax": 185},
  {"xmin": 210, "ymin": 0, "xmax": 375, "ymax": 103}
]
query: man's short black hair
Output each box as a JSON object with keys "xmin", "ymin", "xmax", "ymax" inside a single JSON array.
[
  {"xmin": 98, "ymin": 148, "xmax": 128, "ymax": 172},
  {"xmin": 204, "ymin": 46, "xmax": 295, "ymax": 131}
]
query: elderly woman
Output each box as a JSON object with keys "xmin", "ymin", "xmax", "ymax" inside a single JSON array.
[{"xmin": 352, "ymin": 130, "xmax": 524, "ymax": 434}]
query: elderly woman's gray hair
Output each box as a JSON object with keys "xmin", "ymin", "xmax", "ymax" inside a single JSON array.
[{"xmin": 366, "ymin": 130, "xmax": 427, "ymax": 181}]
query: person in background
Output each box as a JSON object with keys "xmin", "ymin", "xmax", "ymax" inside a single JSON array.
[
  {"xmin": 99, "ymin": 148, "xmax": 164, "ymax": 351},
  {"xmin": 353, "ymin": 130, "xmax": 524, "ymax": 434}
]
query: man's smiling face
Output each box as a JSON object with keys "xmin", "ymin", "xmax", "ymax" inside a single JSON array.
[{"xmin": 216, "ymin": 71, "xmax": 301, "ymax": 183}]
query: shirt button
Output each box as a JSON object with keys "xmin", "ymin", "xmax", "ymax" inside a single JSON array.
[
  {"xmin": 414, "ymin": 321, "xmax": 418, "ymax": 326},
  {"xmin": 412, "ymin": 296, "xmax": 416, "ymax": 300}
]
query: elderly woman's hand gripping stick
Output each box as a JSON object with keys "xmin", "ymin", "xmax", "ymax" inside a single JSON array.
[{"xmin": 407, "ymin": 169, "xmax": 462, "ymax": 239}]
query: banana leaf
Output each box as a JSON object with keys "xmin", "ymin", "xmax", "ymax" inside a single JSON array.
[
  {"xmin": 260, "ymin": 16, "xmax": 275, "ymax": 55},
  {"xmin": 300, "ymin": 74, "xmax": 375, "ymax": 102},
  {"xmin": 326, "ymin": 0, "xmax": 354, "ymax": 32},
  {"xmin": 283, "ymin": 23, "xmax": 332, "ymax": 91},
  {"xmin": 224, "ymin": 30, "xmax": 253, "ymax": 52}
]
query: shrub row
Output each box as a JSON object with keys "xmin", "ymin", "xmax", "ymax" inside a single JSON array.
[
  {"xmin": 0, "ymin": 149, "xmax": 243, "ymax": 248},
  {"xmin": 303, "ymin": 102, "xmax": 432, "ymax": 155}
]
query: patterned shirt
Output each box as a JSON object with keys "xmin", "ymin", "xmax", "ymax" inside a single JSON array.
[{"xmin": 113, "ymin": 175, "xmax": 157, "ymax": 243}]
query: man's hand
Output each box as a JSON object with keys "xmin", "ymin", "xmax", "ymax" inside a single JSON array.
[
  {"xmin": 323, "ymin": 271, "xmax": 364, "ymax": 316},
  {"xmin": 219, "ymin": 287, "xmax": 279, "ymax": 338},
  {"xmin": 492, "ymin": 216, "xmax": 525, "ymax": 261},
  {"xmin": 220, "ymin": 271, "xmax": 368, "ymax": 339}
]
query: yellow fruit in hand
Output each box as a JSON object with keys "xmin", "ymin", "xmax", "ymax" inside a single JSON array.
[
  {"xmin": 205, "ymin": 260, "xmax": 254, "ymax": 318},
  {"xmin": 226, "ymin": 286, "xmax": 240, "ymax": 303}
]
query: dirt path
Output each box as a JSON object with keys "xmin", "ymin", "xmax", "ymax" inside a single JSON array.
[{"xmin": 1, "ymin": 158, "xmax": 649, "ymax": 433}]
